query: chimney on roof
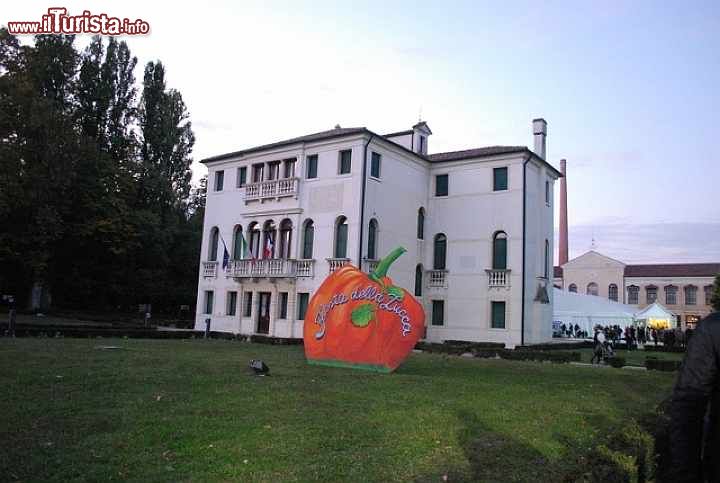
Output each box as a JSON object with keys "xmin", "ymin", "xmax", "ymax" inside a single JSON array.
[
  {"xmin": 334, "ymin": 124, "xmax": 342, "ymax": 129},
  {"xmin": 559, "ymin": 158, "xmax": 569, "ymax": 265},
  {"xmin": 533, "ymin": 118, "xmax": 547, "ymax": 160}
]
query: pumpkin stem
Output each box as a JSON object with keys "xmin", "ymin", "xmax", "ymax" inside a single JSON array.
[{"xmin": 370, "ymin": 246, "xmax": 407, "ymax": 282}]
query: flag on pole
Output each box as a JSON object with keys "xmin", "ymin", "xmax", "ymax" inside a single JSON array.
[
  {"xmin": 220, "ymin": 236, "xmax": 230, "ymax": 270},
  {"xmin": 263, "ymin": 233, "xmax": 274, "ymax": 259}
]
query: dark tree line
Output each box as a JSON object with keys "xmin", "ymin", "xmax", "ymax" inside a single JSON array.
[{"xmin": 0, "ymin": 29, "xmax": 205, "ymax": 314}]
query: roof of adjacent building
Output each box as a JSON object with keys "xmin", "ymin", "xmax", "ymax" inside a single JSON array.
[
  {"xmin": 624, "ymin": 263, "xmax": 720, "ymax": 278},
  {"xmin": 202, "ymin": 126, "xmax": 562, "ymax": 176},
  {"xmin": 383, "ymin": 129, "xmax": 413, "ymax": 137},
  {"xmin": 428, "ymin": 146, "xmax": 528, "ymax": 162}
]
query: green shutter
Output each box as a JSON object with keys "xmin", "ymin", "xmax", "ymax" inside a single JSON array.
[
  {"xmin": 491, "ymin": 301, "xmax": 505, "ymax": 329},
  {"xmin": 493, "ymin": 237, "xmax": 507, "ymax": 269}
]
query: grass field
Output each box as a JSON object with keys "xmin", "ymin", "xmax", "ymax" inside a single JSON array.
[{"xmin": 0, "ymin": 338, "xmax": 677, "ymax": 482}]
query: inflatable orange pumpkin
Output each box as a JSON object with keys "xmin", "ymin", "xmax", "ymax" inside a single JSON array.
[{"xmin": 304, "ymin": 247, "xmax": 425, "ymax": 372}]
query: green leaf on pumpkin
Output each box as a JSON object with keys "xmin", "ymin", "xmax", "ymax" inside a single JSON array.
[
  {"xmin": 385, "ymin": 286, "xmax": 404, "ymax": 301},
  {"xmin": 351, "ymin": 303, "xmax": 376, "ymax": 327}
]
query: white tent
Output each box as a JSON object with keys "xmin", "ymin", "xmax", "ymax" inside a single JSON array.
[
  {"xmin": 633, "ymin": 302, "xmax": 676, "ymax": 330},
  {"xmin": 553, "ymin": 288, "xmax": 637, "ymax": 336}
]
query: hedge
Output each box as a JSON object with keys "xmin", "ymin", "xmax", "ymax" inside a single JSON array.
[
  {"xmin": 644, "ymin": 345, "xmax": 686, "ymax": 353},
  {"xmin": 645, "ymin": 358, "xmax": 682, "ymax": 372},
  {"xmin": 607, "ymin": 356, "xmax": 626, "ymax": 368},
  {"xmin": 519, "ymin": 341, "xmax": 594, "ymax": 351}
]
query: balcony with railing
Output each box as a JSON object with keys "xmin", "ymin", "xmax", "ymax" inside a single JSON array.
[
  {"xmin": 426, "ymin": 270, "xmax": 448, "ymax": 288},
  {"xmin": 245, "ymin": 177, "xmax": 299, "ymax": 203},
  {"xmin": 226, "ymin": 259, "xmax": 314, "ymax": 278},
  {"xmin": 327, "ymin": 258, "xmax": 351, "ymax": 274},
  {"xmin": 362, "ymin": 258, "xmax": 379, "ymax": 273},
  {"xmin": 202, "ymin": 261, "xmax": 218, "ymax": 278},
  {"xmin": 486, "ymin": 269, "xmax": 511, "ymax": 288}
]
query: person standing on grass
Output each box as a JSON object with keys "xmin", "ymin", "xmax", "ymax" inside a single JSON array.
[
  {"xmin": 7, "ymin": 296, "xmax": 16, "ymax": 338},
  {"xmin": 591, "ymin": 329, "xmax": 606, "ymax": 364},
  {"xmin": 668, "ymin": 312, "xmax": 719, "ymax": 482}
]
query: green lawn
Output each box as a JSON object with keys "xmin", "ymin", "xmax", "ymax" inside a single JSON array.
[
  {"xmin": 561, "ymin": 347, "xmax": 685, "ymax": 367},
  {"xmin": 0, "ymin": 338, "xmax": 676, "ymax": 482}
]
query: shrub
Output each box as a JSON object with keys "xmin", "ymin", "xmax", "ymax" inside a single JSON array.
[
  {"xmin": 644, "ymin": 345, "xmax": 686, "ymax": 353},
  {"xmin": 607, "ymin": 356, "xmax": 626, "ymax": 368},
  {"xmin": 518, "ymin": 341, "xmax": 593, "ymax": 351},
  {"xmin": 607, "ymin": 421, "xmax": 654, "ymax": 483},
  {"xmin": 645, "ymin": 358, "xmax": 681, "ymax": 372},
  {"xmin": 585, "ymin": 444, "xmax": 636, "ymax": 482}
]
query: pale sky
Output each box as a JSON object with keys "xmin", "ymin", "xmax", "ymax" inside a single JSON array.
[{"xmin": 5, "ymin": 1, "xmax": 720, "ymax": 263}]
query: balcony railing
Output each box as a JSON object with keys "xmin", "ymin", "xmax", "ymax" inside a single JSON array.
[
  {"xmin": 202, "ymin": 261, "xmax": 218, "ymax": 278},
  {"xmin": 487, "ymin": 269, "xmax": 511, "ymax": 287},
  {"xmin": 362, "ymin": 258, "xmax": 379, "ymax": 273},
  {"xmin": 327, "ymin": 258, "xmax": 351, "ymax": 274},
  {"xmin": 245, "ymin": 177, "xmax": 299, "ymax": 202},
  {"xmin": 226, "ymin": 259, "xmax": 314, "ymax": 278},
  {"xmin": 426, "ymin": 269, "xmax": 448, "ymax": 288}
]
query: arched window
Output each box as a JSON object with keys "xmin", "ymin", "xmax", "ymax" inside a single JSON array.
[
  {"xmin": 302, "ymin": 219, "xmax": 314, "ymax": 259},
  {"xmin": 262, "ymin": 220, "xmax": 277, "ymax": 259},
  {"xmin": 587, "ymin": 282, "xmax": 599, "ymax": 296},
  {"xmin": 414, "ymin": 264, "xmax": 423, "ymax": 297},
  {"xmin": 208, "ymin": 227, "xmax": 219, "ymax": 261},
  {"xmin": 334, "ymin": 216, "xmax": 348, "ymax": 258},
  {"xmin": 544, "ymin": 239, "xmax": 549, "ymax": 278},
  {"xmin": 568, "ymin": 283, "xmax": 577, "ymax": 293},
  {"xmin": 608, "ymin": 284, "xmax": 618, "ymax": 302},
  {"xmin": 433, "ymin": 233, "xmax": 447, "ymax": 270},
  {"xmin": 628, "ymin": 285, "xmax": 639, "ymax": 304},
  {"xmin": 492, "ymin": 231, "xmax": 507, "ymax": 270},
  {"xmin": 684, "ymin": 285, "xmax": 697, "ymax": 305},
  {"xmin": 367, "ymin": 219, "xmax": 378, "ymax": 259},
  {"xmin": 248, "ymin": 222, "xmax": 261, "ymax": 259},
  {"xmin": 232, "ymin": 224, "xmax": 244, "ymax": 259},
  {"xmin": 417, "ymin": 208, "xmax": 425, "ymax": 240},
  {"xmin": 278, "ymin": 219, "xmax": 293, "ymax": 259}
]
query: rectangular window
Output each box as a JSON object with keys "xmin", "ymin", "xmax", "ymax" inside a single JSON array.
[
  {"xmin": 628, "ymin": 287, "xmax": 639, "ymax": 305},
  {"xmin": 665, "ymin": 287, "xmax": 677, "ymax": 305},
  {"xmin": 267, "ymin": 161, "xmax": 280, "ymax": 180},
  {"xmin": 435, "ymin": 174, "xmax": 448, "ymax": 196},
  {"xmin": 647, "ymin": 287, "xmax": 658, "ymax": 304},
  {"xmin": 685, "ymin": 287, "xmax": 697, "ymax": 305},
  {"xmin": 545, "ymin": 180, "xmax": 550, "ymax": 204},
  {"xmin": 252, "ymin": 164, "xmax": 264, "ymax": 183},
  {"xmin": 706, "ymin": 286, "xmax": 713, "ymax": 306},
  {"xmin": 491, "ymin": 301, "xmax": 506, "ymax": 329},
  {"xmin": 297, "ymin": 293, "xmax": 310, "ymax": 320},
  {"xmin": 278, "ymin": 292, "xmax": 288, "ymax": 319},
  {"xmin": 237, "ymin": 166, "xmax": 247, "ymax": 187},
  {"xmin": 204, "ymin": 290, "xmax": 214, "ymax": 314},
  {"xmin": 431, "ymin": 300, "xmax": 444, "ymax": 326},
  {"xmin": 306, "ymin": 154, "xmax": 318, "ymax": 179},
  {"xmin": 214, "ymin": 170, "xmax": 224, "ymax": 191},
  {"xmin": 283, "ymin": 159, "xmax": 296, "ymax": 178},
  {"xmin": 370, "ymin": 152, "xmax": 381, "ymax": 178},
  {"xmin": 419, "ymin": 135, "xmax": 426, "ymax": 154},
  {"xmin": 493, "ymin": 167, "xmax": 508, "ymax": 191},
  {"xmin": 339, "ymin": 150, "xmax": 352, "ymax": 174},
  {"xmin": 243, "ymin": 292, "xmax": 253, "ymax": 317},
  {"xmin": 226, "ymin": 291, "xmax": 237, "ymax": 316}
]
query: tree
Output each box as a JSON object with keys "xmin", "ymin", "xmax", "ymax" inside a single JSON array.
[{"xmin": 711, "ymin": 274, "xmax": 720, "ymax": 313}]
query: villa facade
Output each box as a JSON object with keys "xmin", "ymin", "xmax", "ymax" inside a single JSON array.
[{"xmin": 195, "ymin": 119, "xmax": 561, "ymax": 347}]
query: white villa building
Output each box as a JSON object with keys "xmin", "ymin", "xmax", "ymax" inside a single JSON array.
[{"xmin": 195, "ymin": 119, "xmax": 562, "ymax": 347}]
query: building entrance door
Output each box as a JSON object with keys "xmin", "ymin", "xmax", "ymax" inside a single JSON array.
[{"xmin": 257, "ymin": 292, "xmax": 271, "ymax": 334}]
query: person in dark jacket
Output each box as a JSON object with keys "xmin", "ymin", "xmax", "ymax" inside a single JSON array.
[{"xmin": 668, "ymin": 312, "xmax": 719, "ymax": 482}]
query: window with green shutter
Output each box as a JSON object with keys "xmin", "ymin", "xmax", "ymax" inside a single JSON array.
[
  {"xmin": 492, "ymin": 232, "xmax": 507, "ymax": 270},
  {"xmin": 339, "ymin": 150, "xmax": 352, "ymax": 174},
  {"xmin": 435, "ymin": 174, "xmax": 448, "ymax": 196},
  {"xmin": 279, "ymin": 292, "xmax": 288, "ymax": 319},
  {"xmin": 432, "ymin": 300, "xmax": 444, "ymax": 326},
  {"xmin": 493, "ymin": 167, "xmax": 508, "ymax": 191},
  {"xmin": 491, "ymin": 301, "xmax": 505, "ymax": 329},
  {"xmin": 371, "ymin": 152, "xmax": 381, "ymax": 178},
  {"xmin": 297, "ymin": 293, "xmax": 310, "ymax": 320},
  {"xmin": 306, "ymin": 154, "xmax": 318, "ymax": 179}
]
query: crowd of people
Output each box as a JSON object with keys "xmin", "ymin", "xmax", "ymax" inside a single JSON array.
[{"xmin": 556, "ymin": 322, "xmax": 692, "ymax": 350}]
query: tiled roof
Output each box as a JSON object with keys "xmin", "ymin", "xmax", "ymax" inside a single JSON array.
[
  {"xmin": 624, "ymin": 263, "xmax": 720, "ymax": 278},
  {"xmin": 202, "ymin": 127, "xmax": 367, "ymax": 163},
  {"xmin": 554, "ymin": 266, "xmax": 563, "ymax": 278},
  {"xmin": 427, "ymin": 146, "xmax": 527, "ymax": 162}
]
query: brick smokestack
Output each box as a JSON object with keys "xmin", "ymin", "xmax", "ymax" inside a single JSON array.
[{"xmin": 558, "ymin": 158, "xmax": 569, "ymax": 265}]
